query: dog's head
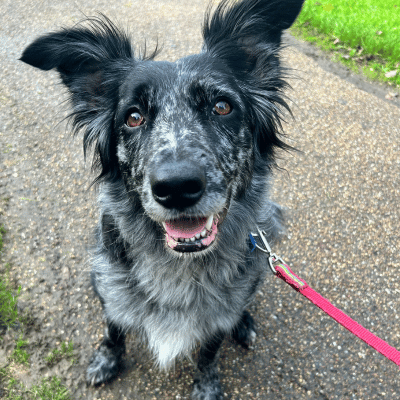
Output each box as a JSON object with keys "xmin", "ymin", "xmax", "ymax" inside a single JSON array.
[{"xmin": 21, "ymin": 0, "xmax": 303, "ymax": 255}]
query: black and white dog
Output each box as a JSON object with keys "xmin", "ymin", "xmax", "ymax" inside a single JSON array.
[{"xmin": 21, "ymin": 0, "xmax": 304, "ymax": 398}]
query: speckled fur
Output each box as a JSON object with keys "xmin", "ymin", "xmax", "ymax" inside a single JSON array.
[{"xmin": 20, "ymin": 0, "xmax": 304, "ymax": 398}]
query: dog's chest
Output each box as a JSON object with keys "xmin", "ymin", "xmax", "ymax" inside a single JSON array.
[
  {"xmin": 137, "ymin": 268, "xmax": 240, "ymax": 367},
  {"xmin": 98, "ymin": 255, "xmax": 245, "ymax": 368}
]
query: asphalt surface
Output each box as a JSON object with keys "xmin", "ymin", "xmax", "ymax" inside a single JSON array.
[{"xmin": 0, "ymin": 0, "xmax": 399, "ymax": 399}]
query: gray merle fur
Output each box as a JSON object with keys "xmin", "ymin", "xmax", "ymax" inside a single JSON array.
[{"xmin": 20, "ymin": 0, "xmax": 304, "ymax": 398}]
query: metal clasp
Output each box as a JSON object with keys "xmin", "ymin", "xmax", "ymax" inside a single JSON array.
[{"xmin": 249, "ymin": 226, "xmax": 285, "ymax": 274}]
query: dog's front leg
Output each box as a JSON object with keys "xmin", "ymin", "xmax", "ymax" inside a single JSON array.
[
  {"xmin": 191, "ymin": 333, "xmax": 224, "ymax": 400},
  {"xmin": 86, "ymin": 321, "xmax": 126, "ymax": 386}
]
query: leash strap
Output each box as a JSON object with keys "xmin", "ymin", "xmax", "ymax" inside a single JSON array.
[
  {"xmin": 275, "ymin": 263, "xmax": 400, "ymax": 367},
  {"xmin": 249, "ymin": 229, "xmax": 400, "ymax": 368}
]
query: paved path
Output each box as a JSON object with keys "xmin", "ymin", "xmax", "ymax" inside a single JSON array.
[{"xmin": 1, "ymin": 0, "xmax": 399, "ymax": 399}]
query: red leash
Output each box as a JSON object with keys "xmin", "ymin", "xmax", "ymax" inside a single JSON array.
[{"xmin": 250, "ymin": 228, "xmax": 400, "ymax": 368}]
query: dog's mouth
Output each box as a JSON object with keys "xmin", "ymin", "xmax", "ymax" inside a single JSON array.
[{"xmin": 162, "ymin": 215, "xmax": 218, "ymax": 253}]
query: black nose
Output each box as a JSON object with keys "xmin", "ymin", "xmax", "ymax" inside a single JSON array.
[{"xmin": 150, "ymin": 162, "xmax": 206, "ymax": 209}]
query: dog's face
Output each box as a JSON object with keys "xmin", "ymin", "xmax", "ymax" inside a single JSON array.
[
  {"xmin": 115, "ymin": 55, "xmax": 253, "ymax": 253},
  {"xmin": 20, "ymin": 0, "xmax": 304, "ymax": 255}
]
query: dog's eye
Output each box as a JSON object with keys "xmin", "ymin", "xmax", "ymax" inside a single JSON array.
[
  {"xmin": 213, "ymin": 101, "xmax": 231, "ymax": 116},
  {"xmin": 126, "ymin": 110, "xmax": 145, "ymax": 128}
]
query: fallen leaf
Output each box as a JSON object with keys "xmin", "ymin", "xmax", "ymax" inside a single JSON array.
[
  {"xmin": 342, "ymin": 54, "xmax": 350, "ymax": 60},
  {"xmin": 388, "ymin": 92, "xmax": 399, "ymax": 98},
  {"xmin": 376, "ymin": 30, "xmax": 383, "ymax": 35},
  {"xmin": 385, "ymin": 70, "xmax": 398, "ymax": 78},
  {"xmin": 323, "ymin": 4, "xmax": 334, "ymax": 11},
  {"xmin": 333, "ymin": 38, "xmax": 340, "ymax": 44}
]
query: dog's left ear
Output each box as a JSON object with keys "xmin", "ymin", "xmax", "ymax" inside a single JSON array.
[
  {"xmin": 203, "ymin": 0, "xmax": 304, "ymax": 156},
  {"xmin": 20, "ymin": 16, "xmax": 138, "ymax": 182},
  {"xmin": 203, "ymin": 0, "xmax": 304, "ymax": 64}
]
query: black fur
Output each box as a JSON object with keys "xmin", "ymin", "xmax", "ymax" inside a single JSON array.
[
  {"xmin": 86, "ymin": 323, "xmax": 126, "ymax": 386},
  {"xmin": 20, "ymin": 1, "xmax": 304, "ymax": 398}
]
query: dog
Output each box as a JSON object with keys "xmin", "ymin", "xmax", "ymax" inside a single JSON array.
[{"xmin": 20, "ymin": 0, "xmax": 304, "ymax": 398}]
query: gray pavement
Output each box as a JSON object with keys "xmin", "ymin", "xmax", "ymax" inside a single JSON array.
[{"xmin": 0, "ymin": 0, "xmax": 399, "ymax": 399}]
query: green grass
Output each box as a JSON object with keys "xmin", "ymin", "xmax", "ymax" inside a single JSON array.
[
  {"xmin": 293, "ymin": 0, "xmax": 400, "ymax": 87},
  {"xmin": 1, "ymin": 368, "xmax": 71, "ymax": 400},
  {"xmin": 0, "ymin": 225, "xmax": 5, "ymax": 252},
  {"xmin": 0, "ymin": 226, "xmax": 21, "ymax": 330},
  {"xmin": 0, "ymin": 337, "xmax": 73, "ymax": 399},
  {"xmin": 0, "ymin": 228, "xmax": 71, "ymax": 399},
  {"xmin": 0, "ymin": 275, "xmax": 21, "ymax": 330},
  {"xmin": 29, "ymin": 377, "xmax": 71, "ymax": 400},
  {"xmin": 10, "ymin": 336, "xmax": 30, "ymax": 366},
  {"xmin": 45, "ymin": 341, "xmax": 75, "ymax": 365},
  {"xmin": 1, "ymin": 369, "xmax": 24, "ymax": 400}
]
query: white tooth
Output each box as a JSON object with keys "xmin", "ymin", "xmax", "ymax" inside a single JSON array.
[
  {"xmin": 190, "ymin": 237, "xmax": 195, "ymax": 242},
  {"xmin": 195, "ymin": 233, "xmax": 201, "ymax": 239},
  {"xmin": 162, "ymin": 222, "xmax": 167, "ymax": 230},
  {"xmin": 200, "ymin": 229, "xmax": 207, "ymax": 238},
  {"xmin": 205, "ymin": 215, "xmax": 214, "ymax": 230},
  {"xmin": 185, "ymin": 238, "xmax": 190, "ymax": 243}
]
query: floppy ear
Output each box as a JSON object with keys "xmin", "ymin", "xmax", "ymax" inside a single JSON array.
[
  {"xmin": 20, "ymin": 17, "xmax": 137, "ymax": 182},
  {"xmin": 203, "ymin": 0, "xmax": 304, "ymax": 157}
]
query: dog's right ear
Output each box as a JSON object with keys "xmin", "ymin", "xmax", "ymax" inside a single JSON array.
[
  {"xmin": 20, "ymin": 16, "xmax": 134, "ymax": 87},
  {"xmin": 20, "ymin": 17, "xmax": 138, "ymax": 182}
]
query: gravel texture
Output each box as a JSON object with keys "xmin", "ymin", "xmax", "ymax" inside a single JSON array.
[{"xmin": 1, "ymin": 0, "xmax": 399, "ymax": 399}]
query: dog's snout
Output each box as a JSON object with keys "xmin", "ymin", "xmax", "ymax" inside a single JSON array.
[{"xmin": 150, "ymin": 162, "xmax": 206, "ymax": 209}]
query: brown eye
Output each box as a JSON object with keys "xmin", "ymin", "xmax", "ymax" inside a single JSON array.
[
  {"xmin": 126, "ymin": 110, "xmax": 145, "ymax": 127},
  {"xmin": 213, "ymin": 100, "xmax": 231, "ymax": 116}
]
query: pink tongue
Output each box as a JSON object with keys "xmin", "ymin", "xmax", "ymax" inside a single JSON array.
[{"xmin": 165, "ymin": 217, "xmax": 207, "ymax": 239}]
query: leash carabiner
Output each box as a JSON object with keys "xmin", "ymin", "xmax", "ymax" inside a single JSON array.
[
  {"xmin": 249, "ymin": 226, "xmax": 285, "ymax": 274},
  {"xmin": 249, "ymin": 225, "xmax": 400, "ymax": 368}
]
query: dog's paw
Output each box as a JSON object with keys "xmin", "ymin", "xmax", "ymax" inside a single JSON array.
[
  {"xmin": 231, "ymin": 310, "xmax": 256, "ymax": 349},
  {"xmin": 191, "ymin": 372, "xmax": 223, "ymax": 400},
  {"xmin": 86, "ymin": 343, "xmax": 124, "ymax": 386}
]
